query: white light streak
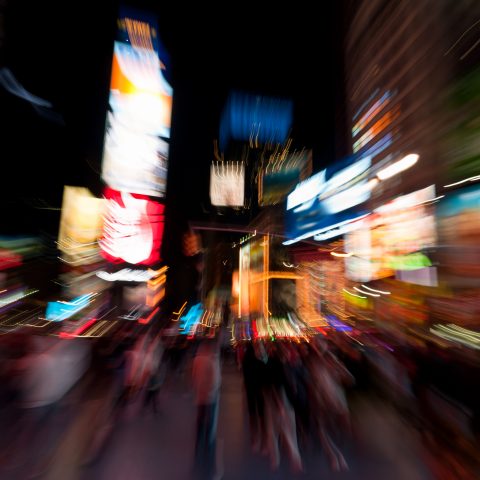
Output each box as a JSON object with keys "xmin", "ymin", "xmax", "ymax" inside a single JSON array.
[
  {"xmin": 376, "ymin": 154, "xmax": 418, "ymax": 180},
  {"xmin": 361, "ymin": 284, "xmax": 391, "ymax": 295},
  {"xmin": 97, "ymin": 268, "xmax": 164, "ymax": 282},
  {"xmin": 444, "ymin": 175, "xmax": 480, "ymax": 188},
  {"xmin": 353, "ymin": 286, "xmax": 380, "ymax": 297},
  {"xmin": 342, "ymin": 288, "xmax": 366, "ymax": 299}
]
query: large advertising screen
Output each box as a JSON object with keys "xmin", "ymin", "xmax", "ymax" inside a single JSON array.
[
  {"xmin": 345, "ymin": 185, "xmax": 437, "ymax": 282},
  {"xmin": 57, "ymin": 186, "xmax": 105, "ymax": 265},
  {"xmin": 285, "ymin": 156, "xmax": 371, "ymax": 244},
  {"xmin": 437, "ymin": 184, "xmax": 480, "ymax": 281},
  {"xmin": 210, "ymin": 162, "xmax": 245, "ymax": 207},
  {"xmin": 100, "ymin": 187, "xmax": 165, "ymax": 265},
  {"xmin": 102, "ymin": 7, "xmax": 172, "ymax": 198}
]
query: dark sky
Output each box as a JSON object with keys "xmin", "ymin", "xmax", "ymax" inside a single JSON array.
[{"xmin": 0, "ymin": 1, "xmax": 341, "ymax": 242}]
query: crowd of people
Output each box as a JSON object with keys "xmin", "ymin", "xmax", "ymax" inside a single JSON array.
[
  {"xmin": 2, "ymin": 320, "xmax": 480, "ymax": 479},
  {"xmin": 238, "ymin": 338, "xmax": 353, "ymax": 474}
]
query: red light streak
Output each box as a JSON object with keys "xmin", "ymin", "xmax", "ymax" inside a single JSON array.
[
  {"xmin": 59, "ymin": 317, "xmax": 97, "ymax": 339},
  {"xmin": 138, "ymin": 306, "xmax": 159, "ymax": 325}
]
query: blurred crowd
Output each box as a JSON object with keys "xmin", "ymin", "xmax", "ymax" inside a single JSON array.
[{"xmin": 0, "ymin": 321, "xmax": 478, "ymax": 479}]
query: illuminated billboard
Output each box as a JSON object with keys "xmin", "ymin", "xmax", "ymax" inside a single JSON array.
[
  {"xmin": 100, "ymin": 187, "xmax": 165, "ymax": 265},
  {"xmin": 284, "ymin": 156, "xmax": 372, "ymax": 244},
  {"xmin": 102, "ymin": 7, "xmax": 172, "ymax": 198},
  {"xmin": 345, "ymin": 185, "xmax": 437, "ymax": 282},
  {"xmin": 210, "ymin": 162, "xmax": 245, "ymax": 207},
  {"xmin": 219, "ymin": 92, "xmax": 293, "ymax": 151},
  {"xmin": 259, "ymin": 149, "xmax": 312, "ymax": 206},
  {"xmin": 57, "ymin": 186, "xmax": 105, "ymax": 265},
  {"xmin": 437, "ymin": 184, "xmax": 480, "ymax": 280}
]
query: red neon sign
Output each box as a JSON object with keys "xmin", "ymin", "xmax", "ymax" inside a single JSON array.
[{"xmin": 100, "ymin": 188, "xmax": 164, "ymax": 265}]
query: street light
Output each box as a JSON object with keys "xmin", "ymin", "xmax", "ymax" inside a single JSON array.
[{"xmin": 376, "ymin": 153, "xmax": 419, "ymax": 180}]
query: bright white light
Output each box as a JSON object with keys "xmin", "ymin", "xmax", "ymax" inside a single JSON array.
[
  {"xmin": 314, "ymin": 225, "xmax": 359, "ymax": 242},
  {"xmin": 321, "ymin": 156, "xmax": 371, "ymax": 197},
  {"xmin": 97, "ymin": 268, "xmax": 161, "ymax": 282},
  {"xmin": 444, "ymin": 175, "xmax": 480, "ymax": 188},
  {"xmin": 361, "ymin": 284, "xmax": 391, "ymax": 295},
  {"xmin": 100, "ymin": 192, "xmax": 154, "ymax": 265},
  {"xmin": 287, "ymin": 170, "xmax": 326, "ymax": 210},
  {"xmin": 312, "ymin": 213, "xmax": 369, "ymax": 242},
  {"xmin": 293, "ymin": 198, "xmax": 316, "ymax": 213},
  {"xmin": 103, "ymin": 113, "xmax": 169, "ymax": 197},
  {"xmin": 210, "ymin": 162, "xmax": 245, "ymax": 207},
  {"xmin": 284, "ymin": 219, "xmax": 356, "ymax": 245},
  {"xmin": 376, "ymin": 154, "xmax": 418, "ymax": 180},
  {"xmin": 353, "ymin": 286, "xmax": 380, "ymax": 297},
  {"xmin": 315, "ymin": 214, "xmax": 369, "ymax": 236},
  {"xmin": 330, "ymin": 251, "xmax": 353, "ymax": 258},
  {"xmin": 342, "ymin": 288, "xmax": 366, "ymax": 299},
  {"xmin": 314, "ymin": 228, "xmax": 349, "ymax": 241},
  {"xmin": 374, "ymin": 185, "xmax": 435, "ymax": 213},
  {"xmin": 322, "ymin": 180, "xmax": 373, "ymax": 214},
  {"xmin": 414, "ymin": 195, "xmax": 445, "ymax": 206}
]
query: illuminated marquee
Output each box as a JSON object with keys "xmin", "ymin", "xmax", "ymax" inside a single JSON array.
[{"xmin": 100, "ymin": 188, "xmax": 164, "ymax": 265}]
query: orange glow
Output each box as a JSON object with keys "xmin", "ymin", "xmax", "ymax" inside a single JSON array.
[
  {"xmin": 231, "ymin": 270, "xmax": 240, "ymax": 299},
  {"xmin": 125, "ymin": 18, "xmax": 154, "ymax": 51},
  {"xmin": 250, "ymin": 271, "xmax": 303, "ymax": 282},
  {"xmin": 238, "ymin": 249, "xmax": 242, "ymax": 318},
  {"xmin": 173, "ymin": 301, "xmax": 187, "ymax": 316},
  {"xmin": 353, "ymin": 95, "xmax": 391, "ymax": 137},
  {"xmin": 239, "ymin": 245, "xmax": 250, "ymax": 317},
  {"xmin": 110, "ymin": 53, "xmax": 137, "ymax": 95},
  {"xmin": 147, "ymin": 273, "xmax": 167, "ymax": 288},
  {"xmin": 263, "ymin": 235, "xmax": 269, "ymax": 319},
  {"xmin": 147, "ymin": 288, "xmax": 164, "ymax": 307},
  {"xmin": 353, "ymin": 107, "xmax": 400, "ymax": 153}
]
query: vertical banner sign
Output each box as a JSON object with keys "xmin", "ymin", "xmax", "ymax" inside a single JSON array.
[{"xmin": 102, "ymin": 7, "xmax": 173, "ymax": 198}]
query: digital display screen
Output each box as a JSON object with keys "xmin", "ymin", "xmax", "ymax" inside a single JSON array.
[{"xmin": 101, "ymin": 7, "xmax": 172, "ymax": 198}]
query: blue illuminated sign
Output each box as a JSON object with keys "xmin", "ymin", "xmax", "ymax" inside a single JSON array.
[
  {"xmin": 46, "ymin": 294, "xmax": 94, "ymax": 322},
  {"xmin": 284, "ymin": 157, "xmax": 372, "ymax": 244},
  {"xmin": 179, "ymin": 303, "xmax": 204, "ymax": 335},
  {"xmin": 219, "ymin": 92, "xmax": 293, "ymax": 151}
]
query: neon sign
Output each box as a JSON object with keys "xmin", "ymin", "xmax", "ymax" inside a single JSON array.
[{"xmin": 46, "ymin": 293, "xmax": 96, "ymax": 322}]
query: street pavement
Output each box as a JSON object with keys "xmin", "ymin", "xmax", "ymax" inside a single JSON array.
[{"xmin": 71, "ymin": 358, "xmax": 433, "ymax": 480}]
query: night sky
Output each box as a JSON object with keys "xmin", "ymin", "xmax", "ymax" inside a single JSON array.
[{"xmin": 0, "ymin": 1, "xmax": 342, "ymax": 250}]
